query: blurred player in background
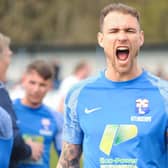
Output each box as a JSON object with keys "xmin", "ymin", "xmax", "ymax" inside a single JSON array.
[
  {"xmin": 0, "ymin": 32, "xmax": 43, "ymax": 168},
  {"xmin": 56, "ymin": 60, "xmax": 91, "ymax": 113},
  {"xmin": 13, "ymin": 59, "xmax": 63, "ymax": 168}
]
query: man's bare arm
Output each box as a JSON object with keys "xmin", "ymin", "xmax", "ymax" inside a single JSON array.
[{"xmin": 56, "ymin": 141, "xmax": 82, "ymax": 168}]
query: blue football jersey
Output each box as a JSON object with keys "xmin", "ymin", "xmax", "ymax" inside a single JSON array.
[
  {"xmin": 63, "ymin": 70, "xmax": 168, "ymax": 168},
  {"xmin": 13, "ymin": 99, "xmax": 63, "ymax": 168}
]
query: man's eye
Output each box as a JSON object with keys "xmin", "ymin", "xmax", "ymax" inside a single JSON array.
[
  {"xmin": 30, "ymin": 81, "xmax": 35, "ymax": 84},
  {"xmin": 109, "ymin": 29, "xmax": 118, "ymax": 33},
  {"xmin": 127, "ymin": 29, "xmax": 136, "ymax": 33}
]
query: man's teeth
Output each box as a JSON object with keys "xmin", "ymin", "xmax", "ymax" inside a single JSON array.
[{"xmin": 117, "ymin": 47, "xmax": 128, "ymax": 50}]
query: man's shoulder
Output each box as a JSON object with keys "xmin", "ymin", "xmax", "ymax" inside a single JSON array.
[
  {"xmin": 146, "ymin": 71, "xmax": 168, "ymax": 87},
  {"xmin": 64, "ymin": 75, "xmax": 101, "ymax": 105},
  {"xmin": 41, "ymin": 104, "xmax": 61, "ymax": 120}
]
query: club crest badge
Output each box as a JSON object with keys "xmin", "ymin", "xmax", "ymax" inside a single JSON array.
[
  {"xmin": 136, "ymin": 98, "xmax": 149, "ymax": 115},
  {"xmin": 39, "ymin": 118, "xmax": 52, "ymax": 136}
]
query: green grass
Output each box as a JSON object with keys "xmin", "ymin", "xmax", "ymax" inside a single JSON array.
[{"xmin": 50, "ymin": 144, "xmax": 58, "ymax": 168}]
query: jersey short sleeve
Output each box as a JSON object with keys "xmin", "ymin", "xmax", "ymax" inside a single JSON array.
[{"xmin": 63, "ymin": 85, "xmax": 84, "ymax": 144}]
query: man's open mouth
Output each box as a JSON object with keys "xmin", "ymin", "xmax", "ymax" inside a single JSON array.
[{"xmin": 116, "ymin": 47, "xmax": 129, "ymax": 61}]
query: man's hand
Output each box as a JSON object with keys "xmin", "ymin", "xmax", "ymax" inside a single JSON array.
[
  {"xmin": 26, "ymin": 138, "xmax": 43, "ymax": 161},
  {"xmin": 56, "ymin": 142, "xmax": 82, "ymax": 168}
]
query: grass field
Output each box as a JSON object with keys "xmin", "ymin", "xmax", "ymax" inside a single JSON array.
[{"xmin": 50, "ymin": 144, "xmax": 58, "ymax": 168}]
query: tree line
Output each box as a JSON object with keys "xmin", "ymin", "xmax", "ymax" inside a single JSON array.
[{"xmin": 0, "ymin": 0, "xmax": 167, "ymax": 46}]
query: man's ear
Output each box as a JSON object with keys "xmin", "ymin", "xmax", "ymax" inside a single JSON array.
[
  {"xmin": 97, "ymin": 32, "xmax": 104, "ymax": 48},
  {"xmin": 140, "ymin": 30, "xmax": 144, "ymax": 47}
]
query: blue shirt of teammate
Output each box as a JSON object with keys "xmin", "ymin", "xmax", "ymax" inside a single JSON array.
[
  {"xmin": 0, "ymin": 106, "xmax": 13, "ymax": 168},
  {"xmin": 13, "ymin": 99, "xmax": 63, "ymax": 168},
  {"xmin": 63, "ymin": 70, "xmax": 168, "ymax": 168}
]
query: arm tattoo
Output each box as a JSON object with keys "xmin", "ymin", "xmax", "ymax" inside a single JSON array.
[{"xmin": 56, "ymin": 142, "xmax": 82, "ymax": 168}]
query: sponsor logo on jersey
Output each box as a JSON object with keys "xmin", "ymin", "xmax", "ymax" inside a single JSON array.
[
  {"xmin": 100, "ymin": 157, "xmax": 138, "ymax": 168},
  {"xmin": 131, "ymin": 98, "xmax": 152, "ymax": 122},
  {"xmin": 99, "ymin": 125, "xmax": 138, "ymax": 168},
  {"xmin": 99, "ymin": 124, "xmax": 137, "ymax": 155}
]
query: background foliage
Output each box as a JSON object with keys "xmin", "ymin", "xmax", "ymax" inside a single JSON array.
[{"xmin": 0, "ymin": 0, "xmax": 167, "ymax": 45}]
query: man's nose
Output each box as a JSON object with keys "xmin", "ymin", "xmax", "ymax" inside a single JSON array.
[{"xmin": 117, "ymin": 31, "xmax": 128, "ymax": 42}]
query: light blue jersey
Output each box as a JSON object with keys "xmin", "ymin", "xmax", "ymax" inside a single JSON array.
[
  {"xmin": 63, "ymin": 70, "xmax": 168, "ymax": 168},
  {"xmin": 13, "ymin": 99, "xmax": 63, "ymax": 168}
]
